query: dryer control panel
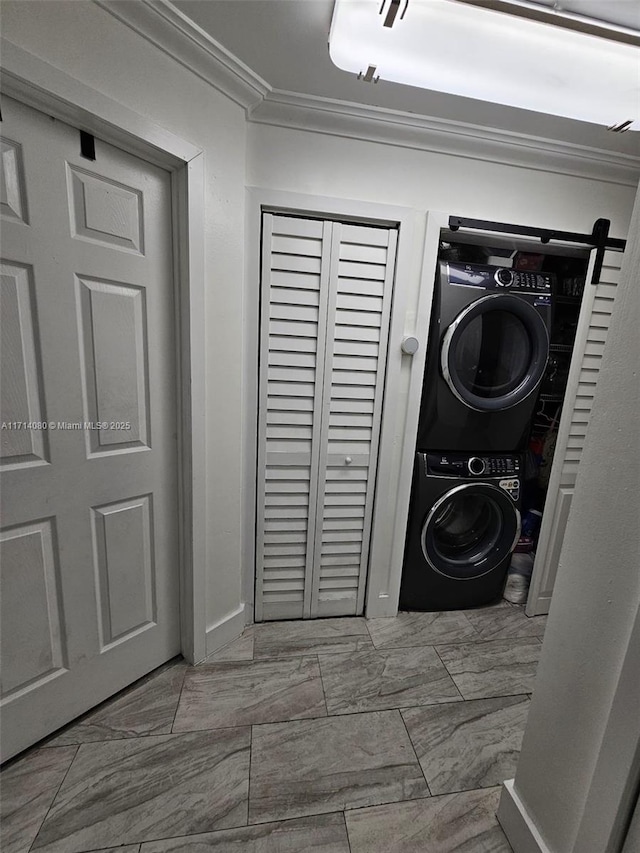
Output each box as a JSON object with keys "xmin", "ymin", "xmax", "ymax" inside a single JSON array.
[{"xmin": 447, "ymin": 262, "xmax": 553, "ymax": 295}]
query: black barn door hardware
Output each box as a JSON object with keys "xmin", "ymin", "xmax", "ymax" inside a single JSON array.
[{"xmin": 447, "ymin": 216, "xmax": 626, "ymax": 284}]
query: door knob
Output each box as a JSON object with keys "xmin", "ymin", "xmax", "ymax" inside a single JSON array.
[
  {"xmin": 345, "ymin": 456, "xmax": 353, "ymax": 465},
  {"xmin": 401, "ymin": 336, "xmax": 419, "ymax": 355}
]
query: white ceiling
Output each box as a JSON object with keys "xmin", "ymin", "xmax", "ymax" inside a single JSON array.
[{"xmin": 173, "ymin": 0, "xmax": 640, "ymax": 155}]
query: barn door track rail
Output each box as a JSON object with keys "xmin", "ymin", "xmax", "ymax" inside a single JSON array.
[{"xmin": 448, "ymin": 216, "xmax": 627, "ymax": 284}]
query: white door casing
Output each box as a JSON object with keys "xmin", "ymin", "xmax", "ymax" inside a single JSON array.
[
  {"xmin": 256, "ymin": 213, "xmax": 397, "ymax": 620},
  {"xmin": 526, "ymin": 248, "xmax": 623, "ymax": 616},
  {"xmin": 0, "ymin": 97, "xmax": 180, "ymax": 760}
]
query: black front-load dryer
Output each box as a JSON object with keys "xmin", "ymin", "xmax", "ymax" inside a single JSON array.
[
  {"xmin": 417, "ymin": 262, "xmax": 553, "ymax": 452},
  {"xmin": 400, "ymin": 451, "xmax": 522, "ymax": 611}
]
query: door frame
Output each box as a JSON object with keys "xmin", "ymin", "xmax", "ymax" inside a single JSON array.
[
  {"xmin": 0, "ymin": 39, "xmax": 207, "ymax": 663},
  {"xmin": 244, "ymin": 188, "xmax": 435, "ymax": 619}
]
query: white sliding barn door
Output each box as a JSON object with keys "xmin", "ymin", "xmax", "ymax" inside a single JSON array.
[
  {"xmin": 256, "ymin": 214, "xmax": 397, "ymax": 620},
  {"xmin": 0, "ymin": 98, "xmax": 179, "ymax": 760},
  {"xmin": 526, "ymin": 249, "xmax": 623, "ymax": 616}
]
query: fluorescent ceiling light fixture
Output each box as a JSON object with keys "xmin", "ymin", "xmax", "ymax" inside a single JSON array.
[
  {"xmin": 329, "ymin": 0, "xmax": 640, "ymax": 130},
  {"xmin": 523, "ymin": 0, "xmax": 640, "ymax": 35},
  {"xmin": 456, "ymin": 0, "xmax": 640, "ymax": 46}
]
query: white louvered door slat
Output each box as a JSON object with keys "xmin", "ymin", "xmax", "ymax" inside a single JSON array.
[
  {"xmin": 256, "ymin": 214, "xmax": 397, "ymax": 620},
  {"xmin": 526, "ymin": 249, "xmax": 623, "ymax": 616},
  {"xmin": 310, "ymin": 224, "xmax": 398, "ymax": 617}
]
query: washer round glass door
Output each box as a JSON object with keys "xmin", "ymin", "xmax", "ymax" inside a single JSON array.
[
  {"xmin": 421, "ymin": 483, "xmax": 521, "ymax": 580},
  {"xmin": 441, "ymin": 293, "xmax": 549, "ymax": 412}
]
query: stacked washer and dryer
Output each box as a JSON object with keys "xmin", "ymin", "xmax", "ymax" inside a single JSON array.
[{"xmin": 400, "ymin": 260, "xmax": 553, "ymax": 611}]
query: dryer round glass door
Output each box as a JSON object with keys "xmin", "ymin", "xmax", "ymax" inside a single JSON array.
[
  {"xmin": 441, "ymin": 293, "xmax": 549, "ymax": 411},
  {"xmin": 421, "ymin": 483, "xmax": 521, "ymax": 580}
]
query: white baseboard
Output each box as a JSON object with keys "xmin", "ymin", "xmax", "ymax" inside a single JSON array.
[
  {"xmin": 203, "ymin": 603, "xmax": 247, "ymax": 661},
  {"xmin": 497, "ymin": 780, "xmax": 554, "ymax": 853}
]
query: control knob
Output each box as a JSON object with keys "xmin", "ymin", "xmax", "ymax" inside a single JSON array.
[
  {"xmin": 495, "ymin": 268, "xmax": 514, "ymax": 287},
  {"xmin": 468, "ymin": 456, "xmax": 486, "ymax": 476}
]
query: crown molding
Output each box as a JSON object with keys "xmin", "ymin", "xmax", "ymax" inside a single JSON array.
[
  {"xmin": 95, "ymin": 0, "xmax": 270, "ymax": 109},
  {"xmin": 95, "ymin": 0, "xmax": 640, "ymax": 187},
  {"xmin": 251, "ymin": 91, "xmax": 640, "ymax": 187}
]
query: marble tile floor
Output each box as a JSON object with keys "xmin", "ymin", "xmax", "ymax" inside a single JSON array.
[{"xmin": 1, "ymin": 601, "xmax": 546, "ymax": 853}]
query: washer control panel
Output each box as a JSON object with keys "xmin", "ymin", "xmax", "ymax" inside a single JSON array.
[
  {"xmin": 426, "ymin": 452, "xmax": 521, "ymax": 479},
  {"xmin": 447, "ymin": 262, "xmax": 553, "ymax": 295},
  {"xmin": 482, "ymin": 456, "xmax": 520, "ymax": 476},
  {"xmin": 425, "ymin": 452, "xmax": 521, "ymax": 501}
]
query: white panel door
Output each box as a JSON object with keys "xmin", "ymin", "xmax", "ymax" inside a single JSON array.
[
  {"xmin": 0, "ymin": 97, "xmax": 179, "ymax": 760},
  {"xmin": 526, "ymin": 249, "xmax": 623, "ymax": 616},
  {"xmin": 256, "ymin": 214, "xmax": 397, "ymax": 620}
]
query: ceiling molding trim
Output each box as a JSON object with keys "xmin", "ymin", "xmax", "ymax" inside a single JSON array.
[
  {"xmin": 95, "ymin": 0, "xmax": 639, "ymax": 186},
  {"xmin": 250, "ymin": 91, "xmax": 640, "ymax": 187},
  {"xmin": 95, "ymin": 0, "xmax": 270, "ymax": 110}
]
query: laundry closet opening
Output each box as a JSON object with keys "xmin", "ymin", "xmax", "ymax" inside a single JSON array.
[
  {"xmin": 402, "ymin": 215, "xmax": 624, "ymax": 618},
  {"xmin": 255, "ymin": 212, "xmax": 398, "ymax": 621}
]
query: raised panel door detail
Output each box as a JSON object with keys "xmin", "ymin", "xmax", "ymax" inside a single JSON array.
[
  {"xmin": 76, "ymin": 276, "xmax": 150, "ymax": 455},
  {"xmin": 540, "ymin": 486, "xmax": 574, "ymax": 600},
  {"xmin": 0, "ymin": 519, "xmax": 66, "ymax": 698},
  {"xmin": 91, "ymin": 495, "xmax": 156, "ymax": 649},
  {"xmin": 0, "ymin": 261, "xmax": 48, "ymax": 468},
  {"xmin": 0, "ymin": 138, "xmax": 28, "ymax": 224},
  {"xmin": 67, "ymin": 165, "xmax": 144, "ymax": 253}
]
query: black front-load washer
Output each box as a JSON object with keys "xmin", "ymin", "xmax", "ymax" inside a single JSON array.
[
  {"xmin": 400, "ymin": 451, "xmax": 522, "ymax": 611},
  {"xmin": 417, "ymin": 261, "xmax": 553, "ymax": 452}
]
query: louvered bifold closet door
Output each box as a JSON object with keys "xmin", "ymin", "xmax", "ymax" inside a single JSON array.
[
  {"xmin": 256, "ymin": 215, "xmax": 332, "ymax": 620},
  {"xmin": 526, "ymin": 249, "xmax": 623, "ymax": 616},
  {"xmin": 256, "ymin": 214, "xmax": 397, "ymax": 620},
  {"xmin": 310, "ymin": 224, "xmax": 398, "ymax": 617}
]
